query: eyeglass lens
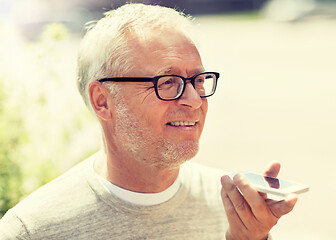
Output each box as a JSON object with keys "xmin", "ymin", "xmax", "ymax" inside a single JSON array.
[{"xmin": 156, "ymin": 73, "xmax": 216, "ymax": 100}]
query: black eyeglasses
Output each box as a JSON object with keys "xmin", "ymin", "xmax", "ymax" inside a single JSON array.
[{"xmin": 97, "ymin": 72, "xmax": 219, "ymax": 101}]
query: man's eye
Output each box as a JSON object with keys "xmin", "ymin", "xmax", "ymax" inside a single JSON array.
[
  {"xmin": 162, "ymin": 79, "xmax": 173, "ymax": 85},
  {"xmin": 195, "ymin": 77, "xmax": 205, "ymax": 84},
  {"xmin": 158, "ymin": 78, "xmax": 179, "ymax": 89}
]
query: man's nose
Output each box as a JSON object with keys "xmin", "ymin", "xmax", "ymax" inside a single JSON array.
[{"xmin": 177, "ymin": 83, "xmax": 203, "ymax": 109}]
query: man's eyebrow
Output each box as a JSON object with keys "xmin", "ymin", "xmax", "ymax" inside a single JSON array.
[
  {"xmin": 189, "ymin": 67, "xmax": 206, "ymax": 76},
  {"xmin": 155, "ymin": 67, "xmax": 176, "ymax": 76},
  {"xmin": 155, "ymin": 66, "xmax": 205, "ymax": 76}
]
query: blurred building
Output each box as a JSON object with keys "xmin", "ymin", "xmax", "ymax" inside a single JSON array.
[
  {"xmin": 263, "ymin": 0, "xmax": 336, "ymax": 22},
  {"xmin": 4, "ymin": 0, "xmax": 268, "ymax": 40},
  {"xmin": 88, "ymin": 0, "xmax": 269, "ymax": 14}
]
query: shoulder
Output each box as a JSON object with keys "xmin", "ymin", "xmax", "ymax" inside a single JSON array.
[
  {"xmin": 0, "ymin": 209, "xmax": 29, "ymax": 239},
  {"xmin": 0, "ymin": 153, "xmax": 101, "ymax": 235},
  {"xmin": 17, "ymin": 155, "xmax": 93, "ymax": 206}
]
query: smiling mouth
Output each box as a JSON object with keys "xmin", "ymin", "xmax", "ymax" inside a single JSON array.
[{"xmin": 167, "ymin": 121, "xmax": 197, "ymax": 126}]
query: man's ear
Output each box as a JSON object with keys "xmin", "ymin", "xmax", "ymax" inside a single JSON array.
[{"xmin": 88, "ymin": 81, "xmax": 113, "ymax": 120}]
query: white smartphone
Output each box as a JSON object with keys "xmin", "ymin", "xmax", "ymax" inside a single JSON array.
[{"xmin": 228, "ymin": 172, "xmax": 309, "ymax": 197}]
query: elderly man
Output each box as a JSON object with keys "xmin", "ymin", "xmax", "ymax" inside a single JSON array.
[{"xmin": 0, "ymin": 3, "xmax": 297, "ymax": 239}]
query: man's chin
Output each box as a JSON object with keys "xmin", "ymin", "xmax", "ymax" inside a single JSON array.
[
  {"xmin": 158, "ymin": 140, "xmax": 199, "ymax": 168},
  {"xmin": 123, "ymin": 137, "xmax": 199, "ymax": 169}
]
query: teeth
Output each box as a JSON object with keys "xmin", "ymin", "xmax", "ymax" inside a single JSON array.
[{"xmin": 169, "ymin": 121, "xmax": 196, "ymax": 126}]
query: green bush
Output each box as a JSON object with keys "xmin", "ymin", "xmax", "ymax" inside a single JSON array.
[
  {"xmin": 0, "ymin": 81, "xmax": 26, "ymax": 217},
  {"xmin": 0, "ymin": 22, "xmax": 99, "ymax": 218}
]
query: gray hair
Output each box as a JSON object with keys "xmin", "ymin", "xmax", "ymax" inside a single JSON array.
[{"xmin": 77, "ymin": 3, "xmax": 196, "ymax": 111}]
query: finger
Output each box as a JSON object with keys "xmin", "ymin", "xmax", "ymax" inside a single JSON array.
[
  {"xmin": 221, "ymin": 175, "xmax": 255, "ymax": 227},
  {"xmin": 220, "ymin": 184, "xmax": 247, "ymax": 231},
  {"xmin": 268, "ymin": 194, "xmax": 298, "ymax": 218},
  {"xmin": 263, "ymin": 161, "xmax": 281, "ymax": 177},
  {"xmin": 259, "ymin": 192, "xmax": 268, "ymax": 199},
  {"xmin": 233, "ymin": 174, "xmax": 277, "ymax": 224}
]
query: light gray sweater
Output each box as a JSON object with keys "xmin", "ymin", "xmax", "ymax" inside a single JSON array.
[{"xmin": 0, "ymin": 154, "xmax": 229, "ymax": 239}]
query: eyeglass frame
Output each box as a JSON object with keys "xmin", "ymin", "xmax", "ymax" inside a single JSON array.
[{"xmin": 97, "ymin": 71, "xmax": 219, "ymax": 101}]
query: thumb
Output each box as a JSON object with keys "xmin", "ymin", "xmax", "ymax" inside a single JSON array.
[
  {"xmin": 268, "ymin": 194, "xmax": 298, "ymax": 218},
  {"xmin": 264, "ymin": 161, "xmax": 281, "ymax": 178}
]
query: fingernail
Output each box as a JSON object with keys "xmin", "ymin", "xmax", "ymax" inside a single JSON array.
[
  {"xmin": 221, "ymin": 175, "xmax": 228, "ymax": 185},
  {"xmin": 233, "ymin": 173, "xmax": 244, "ymax": 182}
]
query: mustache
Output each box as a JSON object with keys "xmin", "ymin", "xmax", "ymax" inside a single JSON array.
[{"xmin": 166, "ymin": 109, "xmax": 202, "ymax": 121}]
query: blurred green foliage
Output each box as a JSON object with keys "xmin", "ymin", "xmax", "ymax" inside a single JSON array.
[
  {"xmin": 39, "ymin": 23, "xmax": 69, "ymax": 41},
  {"xmin": 0, "ymin": 81, "xmax": 25, "ymax": 217},
  {"xmin": 0, "ymin": 22, "xmax": 99, "ymax": 218}
]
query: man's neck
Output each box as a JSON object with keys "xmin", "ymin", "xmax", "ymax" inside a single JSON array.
[{"xmin": 94, "ymin": 150, "xmax": 180, "ymax": 193}]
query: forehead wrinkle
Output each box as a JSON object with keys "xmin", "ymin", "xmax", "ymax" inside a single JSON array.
[
  {"xmin": 155, "ymin": 65, "xmax": 205, "ymax": 78},
  {"xmin": 151, "ymin": 43, "xmax": 199, "ymax": 59},
  {"xmin": 155, "ymin": 66, "xmax": 178, "ymax": 76}
]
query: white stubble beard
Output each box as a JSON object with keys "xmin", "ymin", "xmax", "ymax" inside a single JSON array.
[{"xmin": 113, "ymin": 96, "xmax": 199, "ymax": 169}]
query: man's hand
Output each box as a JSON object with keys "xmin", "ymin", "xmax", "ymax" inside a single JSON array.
[{"xmin": 220, "ymin": 162, "xmax": 298, "ymax": 240}]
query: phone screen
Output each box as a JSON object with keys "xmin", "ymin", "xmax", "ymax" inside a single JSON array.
[
  {"xmin": 245, "ymin": 173, "xmax": 297, "ymax": 189},
  {"xmin": 229, "ymin": 172, "xmax": 309, "ymax": 196},
  {"xmin": 264, "ymin": 176, "xmax": 280, "ymax": 189}
]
